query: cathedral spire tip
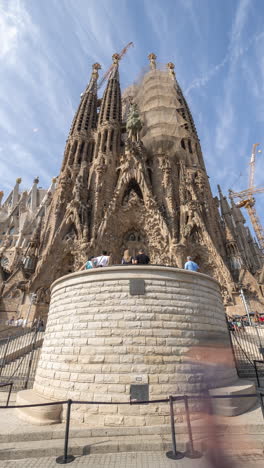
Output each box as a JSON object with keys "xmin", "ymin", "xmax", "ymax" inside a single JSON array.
[
  {"xmin": 217, "ymin": 184, "xmax": 223, "ymax": 196},
  {"xmin": 112, "ymin": 53, "xmax": 120, "ymax": 64},
  {"xmin": 148, "ymin": 53, "xmax": 157, "ymax": 70},
  {"xmin": 85, "ymin": 62, "xmax": 101, "ymax": 94},
  {"xmin": 108, "ymin": 53, "xmax": 120, "ymax": 80},
  {"xmin": 167, "ymin": 62, "xmax": 176, "ymax": 79}
]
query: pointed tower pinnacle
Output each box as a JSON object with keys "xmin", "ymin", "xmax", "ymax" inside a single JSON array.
[
  {"xmin": 69, "ymin": 62, "xmax": 101, "ymax": 137},
  {"xmin": 83, "ymin": 62, "xmax": 101, "ymax": 95},
  {"xmin": 148, "ymin": 53, "xmax": 157, "ymax": 70},
  {"xmin": 62, "ymin": 63, "xmax": 101, "ymax": 171},
  {"xmin": 109, "ymin": 53, "xmax": 120, "ymax": 80},
  {"xmin": 97, "ymin": 53, "xmax": 122, "ymax": 126},
  {"xmin": 218, "ymin": 184, "xmax": 231, "ymax": 216},
  {"xmin": 167, "ymin": 62, "xmax": 176, "ymax": 80}
]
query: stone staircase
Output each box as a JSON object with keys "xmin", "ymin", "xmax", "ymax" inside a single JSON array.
[{"xmin": 0, "ymin": 419, "xmax": 263, "ymax": 460}]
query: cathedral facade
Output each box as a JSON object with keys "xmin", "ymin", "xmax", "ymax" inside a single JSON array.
[{"xmin": 0, "ymin": 53, "xmax": 263, "ymax": 319}]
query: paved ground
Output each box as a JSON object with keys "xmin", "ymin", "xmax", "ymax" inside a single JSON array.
[{"xmin": 0, "ymin": 452, "xmax": 264, "ymax": 467}]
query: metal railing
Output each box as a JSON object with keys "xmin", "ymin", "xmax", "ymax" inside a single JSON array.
[
  {"xmin": 0, "ymin": 329, "xmax": 43, "ymax": 390},
  {"xmin": 0, "ymin": 387, "xmax": 263, "ymax": 465},
  {"xmin": 254, "ymin": 360, "xmax": 264, "ymax": 390},
  {"xmin": 229, "ymin": 326, "xmax": 264, "ymax": 379}
]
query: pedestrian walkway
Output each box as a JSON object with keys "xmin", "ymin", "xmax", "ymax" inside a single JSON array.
[{"xmin": 0, "ymin": 452, "xmax": 264, "ymax": 468}]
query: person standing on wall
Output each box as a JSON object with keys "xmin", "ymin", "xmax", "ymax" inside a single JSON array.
[
  {"xmin": 133, "ymin": 248, "xmax": 150, "ymax": 265},
  {"xmin": 122, "ymin": 249, "xmax": 133, "ymax": 265},
  {"xmin": 95, "ymin": 251, "xmax": 110, "ymax": 267},
  {"xmin": 184, "ymin": 256, "xmax": 200, "ymax": 272}
]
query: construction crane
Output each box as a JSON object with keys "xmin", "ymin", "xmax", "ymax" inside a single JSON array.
[
  {"xmin": 229, "ymin": 143, "xmax": 264, "ymax": 252},
  {"xmin": 97, "ymin": 42, "xmax": 134, "ymax": 90}
]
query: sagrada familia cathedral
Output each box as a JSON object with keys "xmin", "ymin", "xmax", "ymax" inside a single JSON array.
[{"xmin": 0, "ymin": 53, "xmax": 263, "ymax": 320}]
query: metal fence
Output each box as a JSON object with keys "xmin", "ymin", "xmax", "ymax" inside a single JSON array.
[
  {"xmin": 255, "ymin": 360, "xmax": 264, "ymax": 390},
  {"xmin": 0, "ymin": 329, "xmax": 43, "ymax": 390},
  {"xmin": 229, "ymin": 325, "xmax": 264, "ymax": 379}
]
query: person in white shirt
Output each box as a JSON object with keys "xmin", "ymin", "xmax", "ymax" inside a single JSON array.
[{"xmin": 94, "ymin": 250, "xmax": 110, "ymax": 267}]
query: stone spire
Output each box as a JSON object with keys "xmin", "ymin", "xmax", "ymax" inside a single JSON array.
[
  {"xmin": 62, "ymin": 63, "xmax": 101, "ymax": 172},
  {"xmin": 69, "ymin": 62, "xmax": 101, "ymax": 137},
  {"xmin": 30, "ymin": 177, "xmax": 39, "ymax": 212},
  {"xmin": 97, "ymin": 53, "xmax": 121, "ymax": 126},
  {"xmin": 90, "ymin": 53, "xmax": 122, "ymax": 237},
  {"xmin": 167, "ymin": 62, "xmax": 176, "ymax": 80},
  {"xmin": 12, "ymin": 178, "xmax": 22, "ymax": 208},
  {"xmin": 148, "ymin": 53, "xmax": 157, "ymax": 70},
  {"xmin": 84, "ymin": 62, "xmax": 101, "ymax": 95},
  {"xmin": 218, "ymin": 185, "xmax": 232, "ymax": 217}
]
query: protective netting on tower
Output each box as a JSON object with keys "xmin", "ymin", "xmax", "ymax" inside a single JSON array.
[{"xmin": 122, "ymin": 63, "xmax": 201, "ymax": 166}]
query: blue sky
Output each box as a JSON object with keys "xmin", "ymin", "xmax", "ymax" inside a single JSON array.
[{"xmin": 1, "ymin": 0, "xmax": 264, "ymax": 229}]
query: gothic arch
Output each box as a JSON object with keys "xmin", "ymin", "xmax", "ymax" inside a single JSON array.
[{"xmin": 122, "ymin": 179, "xmax": 143, "ymax": 204}]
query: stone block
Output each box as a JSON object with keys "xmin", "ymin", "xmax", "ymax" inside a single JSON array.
[
  {"xmin": 99, "ymin": 404, "xmax": 118, "ymax": 414},
  {"xmin": 107, "ymin": 384, "xmax": 126, "ymax": 393},
  {"xmin": 104, "ymin": 415, "xmax": 124, "ymax": 426},
  {"xmin": 77, "ymin": 374, "xmax": 95, "ymax": 383},
  {"xmin": 16, "ymin": 390, "xmax": 62, "ymax": 425},
  {"xmin": 84, "ymin": 414, "xmax": 105, "ymax": 426},
  {"xmin": 95, "ymin": 374, "xmax": 119, "ymax": 383},
  {"xmin": 124, "ymin": 416, "xmax": 146, "ymax": 426}
]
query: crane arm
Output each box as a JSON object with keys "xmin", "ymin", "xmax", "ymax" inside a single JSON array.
[
  {"xmin": 229, "ymin": 186, "xmax": 264, "ymax": 200},
  {"xmin": 97, "ymin": 42, "xmax": 134, "ymax": 90},
  {"xmin": 248, "ymin": 143, "xmax": 260, "ymax": 191},
  {"xmin": 245, "ymin": 202, "xmax": 264, "ymax": 252}
]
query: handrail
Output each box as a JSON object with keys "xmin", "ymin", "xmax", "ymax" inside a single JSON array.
[
  {"xmin": 0, "ymin": 391, "xmax": 259, "ymax": 409},
  {"xmin": 0, "ymin": 327, "xmax": 33, "ymax": 343},
  {"xmin": 254, "ymin": 359, "xmax": 264, "ymax": 387},
  {"xmin": 0, "ymin": 382, "xmax": 13, "ymax": 406},
  {"xmin": 0, "ymin": 330, "xmax": 42, "ymax": 386}
]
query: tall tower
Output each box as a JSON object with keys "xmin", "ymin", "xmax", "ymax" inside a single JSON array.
[
  {"xmin": 7, "ymin": 53, "xmax": 260, "ymax": 310},
  {"xmin": 88, "ymin": 53, "xmax": 122, "ymax": 239},
  {"xmin": 31, "ymin": 63, "xmax": 101, "ymax": 288}
]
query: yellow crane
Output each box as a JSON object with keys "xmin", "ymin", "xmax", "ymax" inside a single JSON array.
[{"xmin": 229, "ymin": 143, "xmax": 264, "ymax": 253}]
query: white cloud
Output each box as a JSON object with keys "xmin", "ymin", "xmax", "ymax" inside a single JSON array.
[
  {"xmin": 0, "ymin": 0, "xmax": 38, "ymax": 64},
  {"xmin": 0, "ymin": 142, "xmax": 52, "ymax": 189},
  {"xmin": 215, "ymin": 0, "xmax": 251, "ymax": 155}
]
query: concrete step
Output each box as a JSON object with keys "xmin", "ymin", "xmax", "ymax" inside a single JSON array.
[
  {"xmin": 1, "ymin": 421, "xmax": 264, "ymax": 444},
  {"xmin": 0, "ymin": 433, "xmax": 263, "ymax": 461},
  {"xmin": 0, "ymin": 435, "xmax": 173, "ymax": 460}
]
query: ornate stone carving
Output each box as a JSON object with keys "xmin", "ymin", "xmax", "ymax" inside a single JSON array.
[
  {"xmin": 0, "ymin": 54, "xmax": 263, "ymax": 315},
  {"xmin": 126, "ymin": 102, "xmax": 143, "ymax": 142}
]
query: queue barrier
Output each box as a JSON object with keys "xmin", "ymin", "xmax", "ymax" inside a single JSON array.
[
  {"xmin": 0, "ymin": 389, "xmax": 262, "ymax": 464},
  {"xmin": 0, "ymin": 382, "xmax": 13, "ymax": 407}
]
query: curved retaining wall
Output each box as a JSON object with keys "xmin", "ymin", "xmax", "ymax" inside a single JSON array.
[{"xmin": 33, "ymin": 266, "xmax": 238, "ymax": 426}]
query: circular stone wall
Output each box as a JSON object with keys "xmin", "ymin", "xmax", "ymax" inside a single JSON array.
[{"xmin": 33, "ymin": 266, "xmax": 238, "ymax": 426}]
